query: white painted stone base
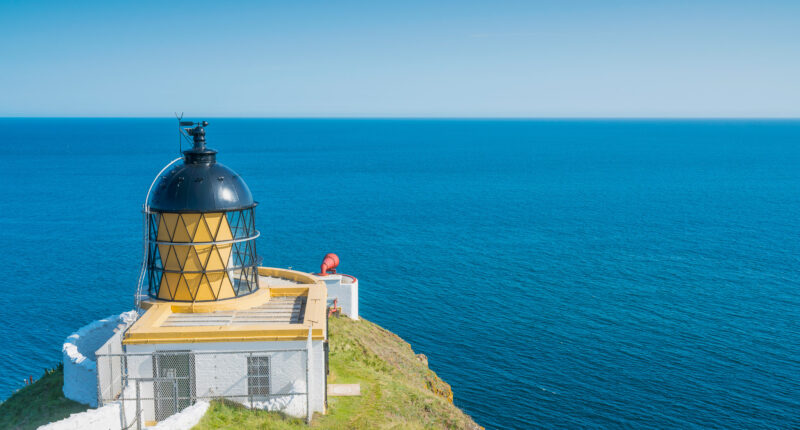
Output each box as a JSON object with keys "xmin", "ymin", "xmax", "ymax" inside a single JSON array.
[
  {"xmin": 38, "ymin": 402, "xmax": 124, "ymax": 430},
  {"xmin": 37, "ymin": 397, "xmax": 210, "ymax": 430},
  {"xmin": 62, "ymin": 311, "xmax": 138, "ymax": 406},
  {"xmin": 146, "ymin": 400, "xmax": 210, "ymax": 430}
]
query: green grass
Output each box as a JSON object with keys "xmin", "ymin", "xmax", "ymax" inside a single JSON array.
[
  {"xmin": 0, "ymin": 318, "xmax": 481, "ymax": 429},
  {"xmin": 193, "ymin": 317, "xmax": 482, "ymax": 430},
  {"xmin": 0, "ymin": 364, "xmax": 88, "ymax": 430}
]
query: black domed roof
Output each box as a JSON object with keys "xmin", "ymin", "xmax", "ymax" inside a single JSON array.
[{"xmin": 148, "ymin": 123, "xmax": 255, "ymax": 212}]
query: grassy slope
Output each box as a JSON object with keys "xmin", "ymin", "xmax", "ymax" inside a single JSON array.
[
  {"xmin": 193, "ymin": 317, "xmax": 482, "ymax": 430},
  {"xmin": 0, "ymin": 365, "xmax": 88, "ymax": 430},
  {"xmin": 0, "ymin": 318, "xmax": 481, "ymax": 430}
]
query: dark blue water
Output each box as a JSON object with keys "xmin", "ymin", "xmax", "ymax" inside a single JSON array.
[{"xmin": 1, "ymin": 119, "xmax": 798, "ymax": 429}]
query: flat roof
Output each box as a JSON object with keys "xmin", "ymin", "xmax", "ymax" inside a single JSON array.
[
  {"xmin": 161, "ymin": 296, "xmax": 307, "ymax": 327},
  {"xmin": 123, "ymin": 267, "xmax": 327, "ymax": 345}
]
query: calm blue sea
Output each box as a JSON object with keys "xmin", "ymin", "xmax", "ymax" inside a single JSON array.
[{"xmin": 1, "ymin": 119, "xmax": 798, "ymax": 429}]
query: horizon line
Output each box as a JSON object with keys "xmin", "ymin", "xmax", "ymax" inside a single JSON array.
[{"xmin": 1, "ymin": 116, "xmax": 800, "ymax": 120}]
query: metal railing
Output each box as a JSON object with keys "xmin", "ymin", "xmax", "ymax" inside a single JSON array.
[{"xmin": 96, "ymin": 347, "xmax": 313, "ymax": 430}]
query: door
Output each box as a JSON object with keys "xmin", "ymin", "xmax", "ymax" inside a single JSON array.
[{"xmin": 153, "ymin": 352, "xmax": 194, "ymax": 421}]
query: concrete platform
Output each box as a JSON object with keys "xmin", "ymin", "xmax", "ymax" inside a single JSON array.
[{"xmin": 327, "ymin": 384, "xmax": 361, "ymax": 396}]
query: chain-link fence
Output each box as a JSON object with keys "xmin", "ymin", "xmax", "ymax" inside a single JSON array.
[
  {"xmin": 96, "ymin": 330, "xmax": 126, "ymax": 405},
  {"xmin": 96, "ymin": 347, "xmax": 312, "ymax": 430}
]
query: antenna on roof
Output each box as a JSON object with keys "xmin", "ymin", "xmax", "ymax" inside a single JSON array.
[
  {"xmin": 175, "ymin": 113, "xmax": 210, "ymax": 153},
  {"xmin": 174, "ymin": 112, "xmax": 189, "ymax": 153}
]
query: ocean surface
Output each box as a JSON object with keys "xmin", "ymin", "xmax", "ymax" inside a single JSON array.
[{"xmin": 1, "ymin": 119, "xmax": 798, "ymax": 429}]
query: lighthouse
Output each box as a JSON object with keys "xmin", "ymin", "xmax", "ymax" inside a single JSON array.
[
  {"xmin": 145, "ymin": 121, "xmax": 259, "ymax": 301},
  {"xmin": 58, "ymin": 120, "xmax": 360, "ymax": 427},
  {"xmin": 120, "ymin": 121, "xmax": 332, "ymax": 424}
]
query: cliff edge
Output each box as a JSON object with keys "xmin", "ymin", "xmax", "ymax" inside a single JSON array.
[{"xmin": 0, "ymin": 317, "xmax": 482, "ymax": 430}]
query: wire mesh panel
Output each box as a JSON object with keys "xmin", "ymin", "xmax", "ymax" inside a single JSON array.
[
  {"xmin": 95, "ymin": 331, "xmax": 127, "ymax": 406},
  {"xmin": 247, "ymin": 356, "xmax": 270, "ymax": 398},
  {"xmin": 152, "ymin": 352, "xmax": 194, "ymax": 421},
  {"xmin": 95, "ymin": 347, "xmax": 312, "ymax": 427},
  {"xmin": 96, "ymin": 354, "xmax": 125, "ymax": 406}
]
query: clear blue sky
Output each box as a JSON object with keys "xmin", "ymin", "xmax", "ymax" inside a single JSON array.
[{"xmin": 1, "ymin": 0, "xmax": 798, "ymax": 117}]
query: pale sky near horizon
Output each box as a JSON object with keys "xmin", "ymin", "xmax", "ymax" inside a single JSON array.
[{"xmin": 1, "ymin": 0, "xmax": 799, "ymax": 117}]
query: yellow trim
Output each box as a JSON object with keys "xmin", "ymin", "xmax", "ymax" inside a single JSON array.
[
  {"xmin": 270, "ymin": 287, "xmax": 309, "ymax": 297},
  {"xmin": 140, "ymin": 287, "xmax": 272, "ymax": 312},
  {"xmin": 125, "ymin": 327, "xmax": 326, "ymax": 344},
  {"xmin": 125, "ymin": 267, "xmax": 328, "ymax": 345},
  {"xmin": 258, "ymin": 267, "xmax": 318, "ymax": 284}
]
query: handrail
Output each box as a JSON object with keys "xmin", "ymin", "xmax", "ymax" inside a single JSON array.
[{"xmin": 135, "ymin": 157, "xmax": 183, "ymax": 310}]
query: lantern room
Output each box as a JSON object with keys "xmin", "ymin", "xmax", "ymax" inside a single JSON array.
[{"xmin": 145, "ymin": 121, "xmax": 260, "ymax": 302}]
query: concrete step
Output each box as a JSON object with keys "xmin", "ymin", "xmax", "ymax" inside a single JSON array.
[{"xmin": 327, "ymin": 384, "xmax": 361, "ymax": 397}]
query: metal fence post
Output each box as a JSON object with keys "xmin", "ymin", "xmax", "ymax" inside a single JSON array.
[
  {"xmin": 119, "ymin": 367, "xmax": 127, "ymax": 430},
  {"xmin": 123, "ymin": 353, "xmax": 128, "ymax": 391},
  {"xmin": 135, "ymin": 380, "xmax": 141, "ymax": 430},
  {"xmin": 190, "ymin": 352, "xmax": 196, "ymax": 405},
  {"xmin": 173, "ymin": 379, "xmax": 179, "ymax": 415},
  {"xmin": 249, "ymin": 352, "xmax": 253, "ymax": 410},
  {"xmin": 108, "ymin": 343, "xmax": 113, "ymax": 400},
  {"xmin": 306, "ymin": 326, "xmax": 312, "ymax": 424},
  {"xmin": 96, "ymin": 354, "xmax": 103, "ymax": 407},
  {"xmin": 119, "ymin": 391, "xmax": 125, "ymax": 429}
]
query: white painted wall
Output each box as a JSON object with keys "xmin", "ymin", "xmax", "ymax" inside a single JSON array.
[
  {"xmin": 96, "ymin": 329, "xmax": 126, "ymax": 403},
  {"xmin": 125, "ymin": 339, "xmax": 325, "ymax": 419},
  {"xmin": 37, "ymin": 402, "xmax": 124, "ymax": 430},
  {"xmin": 39, "ymin": 384, "xmax": 138, "ymax": 430},
  {"xmin": 54, "ymin": 313, "xmax": 328, "ymax": 425},
  {"xmin": 146, "ymin": 400, "xmax": 210, "ymax": 430},
  {"xmin": 319, "ymin": 274, "xmax": 359, "ymax": 320},
  {"xmin": 124, "ymin": 353, "xmax": 156, "ymax": 422},
  {"xmin": 308, "ymin": 339, "xmax": 326, "ymax": 414},
  {"xmin": 37, "ymin": 394, "xmax": 208, "ymax": 430},
  {"xmin": 62, "ymin": 311, "xmax": 138, "ymax": 407}
]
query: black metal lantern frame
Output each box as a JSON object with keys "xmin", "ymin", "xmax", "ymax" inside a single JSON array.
[{"xmin": 146, "ymin": 206, "xmax": 261, "ymax": 301}]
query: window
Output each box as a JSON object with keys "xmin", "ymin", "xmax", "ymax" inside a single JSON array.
[{"xmin": 247, "ymin": 356, "xmax": 270, "ymax": 397}]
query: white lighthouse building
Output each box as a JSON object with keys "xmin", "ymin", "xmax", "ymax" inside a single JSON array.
[{"xmin": 55, "ymin": 121, "xmax": 359, "ymax": 429}]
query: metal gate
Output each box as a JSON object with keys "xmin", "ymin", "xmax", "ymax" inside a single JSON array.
[
  {"xmin": 96, "ymin": 347, "xmax": 312, "ymax": 428},
  {"xmin": 152, "ymin": 352, "xmax": 194, "ymax": 421}
]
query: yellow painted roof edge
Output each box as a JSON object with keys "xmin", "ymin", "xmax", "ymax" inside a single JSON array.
[{"xmin": 124, "ymin": 267, "xmax": 327, "ymax": 345}]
